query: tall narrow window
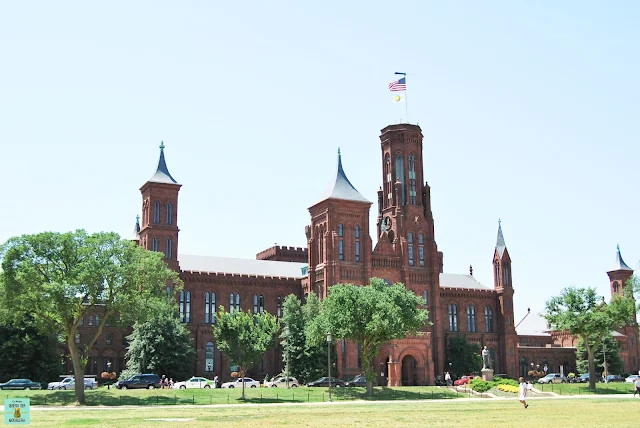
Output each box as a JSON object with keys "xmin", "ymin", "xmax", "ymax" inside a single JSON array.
[
  {"xmin": 253, "ymin": 295, "xmax": 258, "ymax": 314},
  {"xmin": 185, "ymin": 291, "xmax": 191, "ymax": 323},
  {"xmin": 467, "ymin": 305, "xmax": 477, "ymax": 332},
  {"xmin": 355, "ymin": 241, "xmax": 360, "ymax": 262},
  {"xmin": 259, "ymin": 295, "xmax": 264, "ymax": 314},
  {"xmin": 205, "ymin": 342, "xmax": 214, "ymax": 372},
  {"xmin": 165, "ymin": 238, "xmax": 173, "ymax": 259},
  {"xmin": 152, "ymin": 237, "xmax": 159, "ymax": 252},
  {"xmin": 418, "ymin": 233, "xmax": 425, "ymax": 266},
  {"xmin": 153, "ymin": 201, "xmax": 160, "ymax": 224},
  {"xmin": 338, "ymin": 224, "xmax": 343, "ymax": 237},
  {"xmin": 408, "ymin": 232, "xmax": 414, "ymax": 266},
  {"xmin": 385, "ymin": 154, "xmax": 392, "ymax": 204},
  {"xmin": 179, "ymin": 291, "xmax": 185, "ymax": 323},
  {"xmin": 408, "ymin": 154, "xmax": 417, "ymax": 205},
  {"xmin": 423, "ymin": 290, "xmax": 428, "ymax": 306},
  {"xmin": 166, "ymin": 202, "xmax": 173, "ymax": 225},
  {"xmin": 75, "ymin": 333, "xmax": 81, "ymax": 344},
  {"xmin": 211, "ymin": 292, "xmax": 216, "ymax": 324},
  {"xmin": 502, "ymin": 262, "xmax": 510, "ymax": 286},
  {"xmin": 494, "ymin": 262, "xmax": 500, "ymax": 286},
  {"xmin": 339, "ymin": 239, "xmax": 344, "ymax": 260},
  {"xmin": 166, "ymin": 286, "xmax": 171, "ymax": 297},
  {"xmin": 448, "ymin": 303, "xmax": 458, "ymax": 332},
  {"xmin": 355, "ymin": 225, "xmax": 360, "ymax": 239},
  {"xmin": 89, "ymin": 315, "xmax": 94, "ymax": 326},
  {"xmin": 485, "ymin": 305, "xmax": 494, "ymax": 333},
  {"xmin": 230, "ymin": 292, "xmax": 240, "ymax": 314},
  {"xmin": 205, "ymin": 292, "xmax": 210, "ymax": 324},
  {"xmin": 277, "ymin": 296, "xmax": 283, "ymax": 318},
  {"xmin": 395, "ymin": 153, "xmax": 405, "ymax": 205}
]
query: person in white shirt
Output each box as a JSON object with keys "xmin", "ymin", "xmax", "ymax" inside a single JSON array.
[
  {"xmin": 634, "ymin": 378, "xmax": 640, "ymax": 397},
  {"xmin": 519, "ymin": 377, "xmax": 529, "ymax": 409},
  {"xmin": 444, "ymin": 372, "xmax": 452, "ymax": 386}
]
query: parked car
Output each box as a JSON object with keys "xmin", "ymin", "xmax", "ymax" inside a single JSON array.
[
  {"xmin": 172, "ymin": 377, "xmax": 215, "ymax": 389},
  {"xmin": 220, "ymin": 378, "xmax": 260, "ymax": 388},
  {"xmin": 264, "ymin": 377, "xmax": 299, "ymax": 388},
  {"xmin": 601, "ymin": 375, "xmax": 625, "ymax": 383},
  {"xmin": 538, "ymin": 373, "xmax": 567, "ymax": 384},
  {"xmin": 0, "ymin": 379, "xmax": 42, "ymax": 390},
  {"xmin": 306, "ymin": 377, "xmax": 345, "ymax": 388},
  {"xmin": 114, "ymin": 374, "xmax": 161, "ymax": 389},
  {"xmin": 47, "ymin": 377, "xmax": 97, "ymax": 390},
  {"xmin": 625, "ymin": 375, "xmax": 640, "ymax": 383},
  {"xmin": 453, "ymin": 375, "xmax": 475, "ymax": 386}
]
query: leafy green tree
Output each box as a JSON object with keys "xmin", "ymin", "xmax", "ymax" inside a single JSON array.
[
  {"xmin": 0, "ymin": 317, "xmax": 62, "ymax": 385},
  {"xmin": 544, "ymin": 287, "xmax": 634, "ymax": 390},
  {"xmin": 446, "ymin": 336, "xmax": 482, "ymax": 378},
  {"xmin": 317, "ymin": 278, "xmax": 429, "ymax": 395},
  {"xmin": 213, "ymin": 307, "xmax": 279, "ymax": 399},
  {"xmin": 575, "ymin": 333, "xmax": 623, "ymax": 376},
  {"xmin": 280, "ymin": 293, "xmax": 334, "ymax": 384},
  {"xmin": 123, "ymin": 298, "xmax": 194, "ymax": 382},
  {"xmin": 0, "ymin": 230, "xmax": 181, "ymax": 404}
]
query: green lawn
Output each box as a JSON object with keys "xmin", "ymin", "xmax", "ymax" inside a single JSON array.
[
  {"xmin": 22, "ymin": 396, "xmax": 640, "ymax": 427},
  {"xmin": 2, "ymin": 385, "xmax": 460, "ymax": 406},
  {"xmin": 535, "ymin": 382, "xmax": 634, "ymax": 395}
]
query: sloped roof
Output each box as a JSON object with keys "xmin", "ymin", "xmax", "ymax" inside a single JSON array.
[
  {"xmin": 148, "ymin": 142, "xmax": 178, "ymax": 184},
  {"xmin": 439, "ymin": 273, "xmax": 491, "ymax": 290},
  {"xmin": 609, "ymin": 244, "xmax": 633, "ymax": 272},
  {"xmin": 178, "ymin": 254, "xmax": 307, "ymax": 278},
  {"xmin": 315, "ymin": 149, "xmax": 370, "ymax": 204},
  {"xmin": 496, "ymin": 221, "xmax": 506, "ymax": 257},
  {"xmin": 130, "ymin": 215, "xmax": 141, "ymax": 241}
]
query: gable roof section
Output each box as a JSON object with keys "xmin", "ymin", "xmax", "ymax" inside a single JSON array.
[
  {"xmin": 179, "ymin": 254, "xmax": 307, "ymax": 278},
  {"xmin": 439, "ymin": 273, "xmax": 491, "ymax": 290}
]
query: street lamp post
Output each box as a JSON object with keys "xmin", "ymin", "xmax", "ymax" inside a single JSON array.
[
  {"xmin": 285, "ymin": 326, "xmax": 290, "ymax": 388},
  {"xmin": 327, "ymin": 332, "xmax": 332, "ymax": 402}
]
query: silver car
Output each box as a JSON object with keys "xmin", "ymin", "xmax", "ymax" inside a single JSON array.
[{"xmin": 538, "ymin": 373, "xmax": 567, "ymax": 384}]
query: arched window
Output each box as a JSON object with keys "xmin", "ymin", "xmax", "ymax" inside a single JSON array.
[
  {"xmin": 385, "ymin": 154, "xmax": 392, "ymax": 205},
  {"xmin": 494, "ymin": 262, "xmax": 500, "ymax": 286},
  {"xmin": 408, "ymin": 232, "xmax": 414, "ymax": 266},
  {"xmin": 185, "ymin": 291, "xmax": 191, "ymax": 323},
  {"xmin": 613, "ymin": 281, "xmax": 620, "ymax": 294},
  {"xmin": 253, "ymin": 295, "xmax": 264, "ymax": 314},
  {"xmin": 211, "ymin": 292, "xmax": 216, "ymax": 324},
  {"xmin": 467, "ymin": 305, "xmax": 477, "ymax": 332},
  {"xmin": 277, "ymin": 295, "xmax": 283, "ymax": 318},
  {"xmin": 395, "ymin": 153, "xmax": 405, "ymax": 205},
  {"xmin": 165, "ymin": 238, "xmax": 173, "ymax": 259},
  {"xmin": 355, "ymin": 226, "xmax": 360, "ymax": 262},
  {"xmin": 152, "ymin": 237, "xmax": 159, "ymax": 252},
  {"xmin": 448, "ymin": 303, "xmax": 458, "ymax": 332},
  {"xmin": 179, "ymin": 291, "xmax": 185, "ymax": 322},
  {"xmin": 205, "ymin": 342, "xmax": 214, "ymax": 372},
  {"xmin": 502, "ymin": 262, "xmax": 510, "ymax": 286},
  {"xmin": 408, "ymin": 154, "xmax": 417, "ymax": 205},
  {"xmin": 153, "ymin": 201, "xmax": 160, "ymax": 224},
  {"xmin": 485, "ymin": 305, "xmax": 494, "ymax": 333},
  {"xmin": 166, "ymin": 286, "xmax": 171, "ymax": 297},
  {"xmin": 230, "ymin": 292, "xmax": 240, "ymax": 314},
  {"xmin": 166, "ymin": 202, "xmax": 173, "ymax": 225},
  {"xmin": 205, "ymin": 292, "xmax": 210, "ymax": 324},
  {"xmin": 418, "ymin": 233, "xmax": 425, "ymax": 267}
]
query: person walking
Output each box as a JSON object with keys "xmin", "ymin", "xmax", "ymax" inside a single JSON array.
[
  {"xmin": 519, "ymin": 377, "xmax": 529, "ymax": 409},
  {"xmin": 634, "ymin": 377, "xmax": 640, "ymax": 397},
  {"xmin": 445, "ymin": 372, "xmax": 452, "ymax": 386}
]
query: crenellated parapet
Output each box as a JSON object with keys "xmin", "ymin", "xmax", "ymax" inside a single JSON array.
[{"xmin": 256, "ymin": 245, "xmax": 309, "ymax": 263}]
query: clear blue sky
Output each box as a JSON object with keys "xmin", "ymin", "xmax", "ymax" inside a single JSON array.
[{"xmin": 1, "ymin": 1, "xmax": 638, "ymax": 331}]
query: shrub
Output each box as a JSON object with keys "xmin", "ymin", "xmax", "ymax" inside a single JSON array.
[
  {"xmin": 497, "ymin": 384, "xmax": 519, "ymax": 393},
  {"xmin": 231, "ymin": 372, "xmax": 239, "ymax": 378},
  {"xmin": 568, "ymin": 372, "xmax": 576, "ymax": 380},
  {"xmin": 469, "ymin": 378, "xmax": 493, "ymax": 393},
  {"xmin": 495, "ymin": 378, "xmax": 518, "ymax": 387}
]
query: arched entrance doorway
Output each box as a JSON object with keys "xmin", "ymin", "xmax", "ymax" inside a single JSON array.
[{"xmin": 401, "ymin": 355, "xmax": 417, "ymax": 386}]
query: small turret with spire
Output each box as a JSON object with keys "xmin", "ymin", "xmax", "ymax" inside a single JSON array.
[{"xmin": 130, "ymin": 214, "xmax": 141, "ymax": 242}]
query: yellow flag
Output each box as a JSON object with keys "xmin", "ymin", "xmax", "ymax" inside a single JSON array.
[{"xmin": 393, "ymin": 93, "xmax": 404, "ymax": 103}]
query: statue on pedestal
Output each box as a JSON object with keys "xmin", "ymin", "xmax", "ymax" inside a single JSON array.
[{"xmin": 481, "ymin": 346, "xmax": 492, "ymax": 370}]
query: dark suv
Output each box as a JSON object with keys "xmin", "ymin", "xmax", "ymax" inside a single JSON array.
[{"xmin": 115, "ymin": 374, "xmax": 161, "ymax": 390}]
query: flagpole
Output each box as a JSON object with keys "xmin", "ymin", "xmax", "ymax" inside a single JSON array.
[{"xmin": 405, "ymin": 89, "xmax": 409, "ymax": 124}]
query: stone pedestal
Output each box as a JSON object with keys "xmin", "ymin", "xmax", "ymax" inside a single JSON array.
[{"xmin": 481, "ymin": 368, "xmax": 494, "ymax": 382}]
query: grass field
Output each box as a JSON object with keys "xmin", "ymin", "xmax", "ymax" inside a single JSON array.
[
  {"xmin": 22, "ymin": 396, "xmax": 639, "ymax": 427},
  {"xmin": 535, "ymin": 382, "xmax": 634, "ymax": 395},
  {"xmin": 1, "ymin": 386, "xmax": 461, "ymax": 406}
]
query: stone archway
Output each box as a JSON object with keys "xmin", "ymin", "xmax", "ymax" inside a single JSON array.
[{"xmin": 401, "ymin": 355, "xmax": 417, "ymax": 386}]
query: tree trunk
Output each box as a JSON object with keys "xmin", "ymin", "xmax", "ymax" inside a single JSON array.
[
  {"xmin": 68, "ymin": 340, "xmax": 86, "ymax": 405},
  {"xmin": 586, "ymin": 344, "xmax": 596, "ymax": 391},
  {"xmin": 240, "ymin": 369, "xmax": 246, "ymax": 400},
  {"xmin": 363, "ymin": 345, "xmax": 375, "ymax": 397}
]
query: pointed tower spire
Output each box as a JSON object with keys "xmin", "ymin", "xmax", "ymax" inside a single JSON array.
[
  {"xmin": 148, "ymin": 141, "xmax": 178, "ymax": 184},
  {"xmin": 610, "ymin": 244, "xmax": 633, "ymax": 272},
  {"xmin": 130, "ymin": 214, "xmax": 141, "ymax": 242},
  {"xmin": 316, "ymin": 148, "xmax": 370, "ymax": 204},
  {"xmin": 496, "ymin": 219, "xmax": 506, "ymax": 257}
]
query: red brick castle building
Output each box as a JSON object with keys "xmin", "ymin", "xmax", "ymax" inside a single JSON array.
[{"xmin": 76, "ymin": 124, "xmax": 639, "ymax": 384}]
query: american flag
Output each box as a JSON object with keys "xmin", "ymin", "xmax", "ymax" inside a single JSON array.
[{"xmin": 389, "ymin": 77, "xmax": 406, "ymax": 92}]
